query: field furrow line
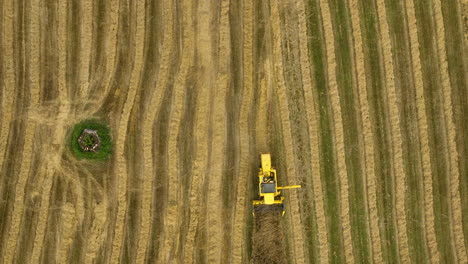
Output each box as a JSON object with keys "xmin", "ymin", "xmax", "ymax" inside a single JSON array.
[
  {"xmin": 433, "ymin": 0, "xmax": 468, "ymax": 260},
  {"xmin": 318, "ymin": 0, "xmax": 354, "ymax": 262},
  {"xmin": 0, "ymin": 0, "xmax": 15, "ymax": 176},
  {"xmin": 231, "ymin": 0, "xmax": 254, "ymax": 262},
  {"xmin": 206, "ymin": 1, "xmax": 229, "ymax": 263},
  {"xmin": 371, "ymin": 0, "xmax": 411, "ymax": 262},
  {"xmin": 348, "ymin": 0, "xmax": 383, "ymax": 262},
  {"xmin": 109, "ymin": 0, "xmax": 145, "ymax": 262},
  {"xmin": 136, "ymin": 0, "xmax": 174, "ymax": 262},
  {"xmin": 79, "ymin": 0, "xmax": 93, "ymax": 98},
  {"xmin": 270, "ymin": 1, "xmax": 306, "ymax": 263},
  {"xmin": 405, "ymin": 0, "xmax": 440, "ymax": 262},
  {"xmin": 157, "ymin": 2, "xmax": 194, "ymax": 263},
  {"xmin": 3, "ymin": 0, "xmax": 40, "ymax": 259},
  {"xmin": 295, "ymin": 0, "xmax": 329, "ymax": 262}
]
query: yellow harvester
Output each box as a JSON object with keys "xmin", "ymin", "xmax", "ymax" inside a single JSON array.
[{"xmin": 253, "ymin": 153, "xmax": 301, "ymax": 216}]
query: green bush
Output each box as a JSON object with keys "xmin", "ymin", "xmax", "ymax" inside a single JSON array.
[{"xmin": 69, "ymin": 119, "xmax": 112, "ymax": 160}]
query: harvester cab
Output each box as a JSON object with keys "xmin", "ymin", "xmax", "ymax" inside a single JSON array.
[{"xmin": 252, "ymin": 153, "xmax": 301, "ymax": 216}]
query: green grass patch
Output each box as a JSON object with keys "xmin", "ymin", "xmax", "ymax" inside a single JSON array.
[{"xmin": 69, "ymin": 119, "xmax": 112, "ymax": 161}]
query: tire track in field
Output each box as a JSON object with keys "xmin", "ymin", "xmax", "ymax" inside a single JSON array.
[
  {"xmin": 3, "ymin": 0, "xmax": 41, "ymax": 262},
  {"xmin": 295, "ymin": 0, "xmax": 329, "ymax": 262},
  {"xmin": 348, "ymin": 0, "xmax": 383, "ymax": 261},
  {"xmin": 206, "ymin": 1, "xmax": 229, "ymax": 262},
  {"xmin": 433, "ymin": 0, "xmax": 467, "ymax": 260},
  {"xmin": 404, "ymin": 1, "xmax": 440, "ymax": 262},
  {"xmin": 270, "ymin": 1, "xmax": 306, "ymax": 262},
  {"xmin": 231, "ymin": 0, "xmax": 254, "ymax": 262},
  {"xmin": 157, "ymin": 0, "xmax": 194, "ymax": 262},
  {"xmin": 439, "ymin": 0, "xmax": 468, "ymax": 251},
  {"xmin": 409, "ymin": 0, "xmax": 459, "ymax": 262},
  {"xmin": 109, "ymin": 0, "xmax": 145, "ymax": 262},
  {"xmin": 318, "ymin": 0, "xmax": 354, "ymax": 262}
]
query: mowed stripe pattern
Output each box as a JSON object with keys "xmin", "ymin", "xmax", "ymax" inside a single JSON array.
[{"xmin": 0, "ymin": 0, "xmax": 466, "ymax": 263}]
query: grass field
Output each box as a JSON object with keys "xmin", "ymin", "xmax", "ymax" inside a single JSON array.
[{"xmin": 0, "ymin": 0, "xmax": 466, "ymax": 263}]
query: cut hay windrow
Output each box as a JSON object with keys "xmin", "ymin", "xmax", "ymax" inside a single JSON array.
[
  {"xmin": 406, "ymin": 0, "xmax": 448, "ymax": 261},
  {"xmin": 356, "ymin": 0, "xmax": 411, "ymax": 262},
  {"xmin": 57, "ymin": 202, "xmax": 77, "ymax": 264},
  {"xmin": 319, "ymin": 0, "xmax": 354, "ymax": 262},
  {"xmin": 157, "ymin": 0, "xmax": 193, "ymax": 261},
  {"xmin": 231, "ymin": 0, "xmax": 254, "ymax": 262},
  {"xmin": 88, "ymin": 0, "xmax": 119, "ymax": 113},
  {"xmin": 0, "ymin": 0, "xmax": 19, "ymax": 258},
  {"xmin": 78, "ymin": 0, "xmax": 92, "ymax": 99},
  {"xmin": 278, "ymin": 1, "xmax": 321, "ymax": 262},
  {"xmin": 109, "ymin": 0, "xmax": 145, "ymax": 262},
  {"xmin": 135, "ymin": 0, "xmax": 172, "ymax": 262},
  {"xmin": 270, "ymin": 1, "xmax": 306, "ymax": 262},
  {"xmin": 295, "ymin": 0, "xmax": 330, "ymax": 262},
  {"xmin": 3, "ymin": 0, "xmax": 40, "ymax": 261},
  {"xmin": 142, "ymin": 0, "xmax": 175, "ymax": 260},
  {"xmin": 348, "ymin": 0, "xmax": 383, "ymax": 261},
  {"xmin": 32, "ymin": 3, "xmax": 71, "ymax": 262},
  {"xmin": 31, "ymin": 15, "xmax": 72, "ymax": 264},
  {"xmin": 117, "ymin": 1, "xmax": 152, "ymax": 263},
  {"xmin": 383, "ymin": 0, "xmax": 435, "ymax": 262},
  {"xmin": 0, "ymin": 0, "xmax": 15, "ymax": 176},
  {"xmin": 439, "ymin": 0, "xmax": 468, "ymax": 252},
  {"xmin": 410, "ymin": 0, "xmax": 461, "ymax": 262},
  {"xmin": 181, "ymin": 2, "xmax": 214, "ymax": 262},
  {"xmin": 207, "ymin": 1, "xmax": 229, "ymax": 262},
  {"xmin": 433, "ymin": 0, "xmax": 468, "ymax": 260}
]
